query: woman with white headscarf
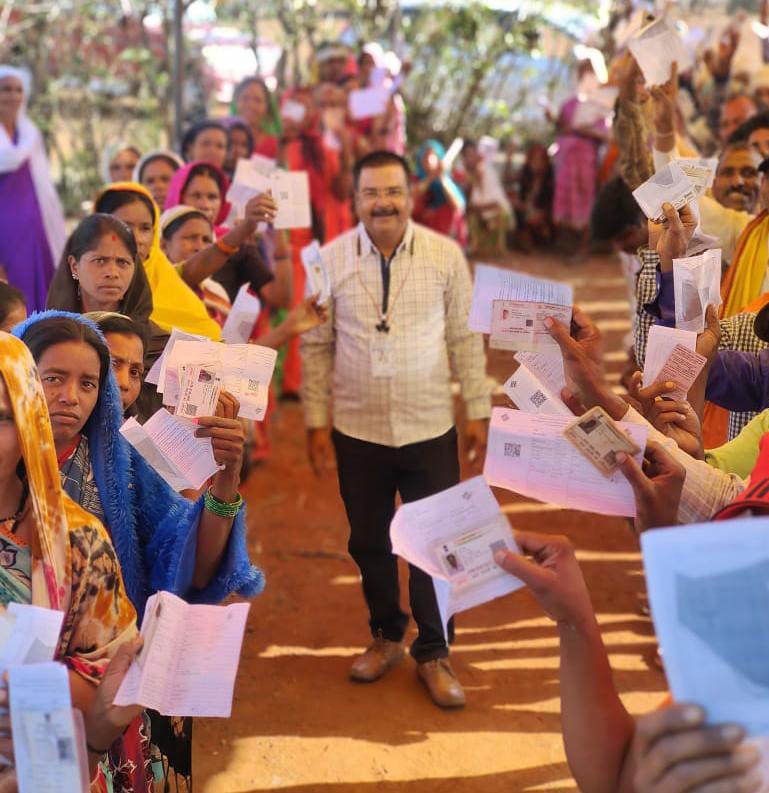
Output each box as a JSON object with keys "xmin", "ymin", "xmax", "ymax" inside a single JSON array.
[{"xmin": 0, "ymin": 65, "xmax": 66, "ymax": 311}]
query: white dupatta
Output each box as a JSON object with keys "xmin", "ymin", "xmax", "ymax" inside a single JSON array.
[{"xmin": 0, "ymin": 65, "xmax": 66, "ymax": 264}]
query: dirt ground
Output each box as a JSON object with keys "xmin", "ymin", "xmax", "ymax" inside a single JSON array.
[{"xmin": 194, "ymin": 250, "xmax": 668, "ymax": 792}]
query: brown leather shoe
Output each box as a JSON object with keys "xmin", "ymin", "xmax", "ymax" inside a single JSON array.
[
  {"xmin": 417, "ymin": 658, "xmax": 465, "ymax": 709},
  {"xmin": 350, "ymin": 635, "xmax": 405, "ymax": 682}
]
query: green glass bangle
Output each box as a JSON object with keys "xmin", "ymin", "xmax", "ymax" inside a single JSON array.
[{"xmin": 204, "ymin": 488, "xmax": 243, "ymax": 519}]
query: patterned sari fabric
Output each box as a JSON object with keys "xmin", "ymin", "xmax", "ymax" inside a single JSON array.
[{"xmin": 0, "ymin": 332, "xmax": 140, "ymax": 785}]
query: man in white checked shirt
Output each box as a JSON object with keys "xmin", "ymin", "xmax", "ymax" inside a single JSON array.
[{"xmin": 300, "ymin": 151, "xmax": 491, "ymax": 709}]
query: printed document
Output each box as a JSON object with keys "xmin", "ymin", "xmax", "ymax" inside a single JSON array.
[
  {"xmin": 348, "ymin": 86, "xmax": 389, "ymax": 119},
  {"xmin": 641, "ymin": 519, "xmax": 769, "ymax": 738},
  {"xmin": 483, "ymin": 408, "xmax": 647, "ymax": 517},
  {"xmin": 222, "ymin": 283, "xmax": 262, "ymax": 344},
  {"xmin": 502, "ymin": 363, "xmax": 571, "ymax": 416},
  {"xmin": 301, "ymin": 241, "xmax": 331, "ymax": 304},
  {"xmin": 632, "ymin": 162, "xmax": 697, "ymax": 223},
  {"xmin": 651, "ymin": 344, "xmax": 707, "ymax": 401},
  {"xmin": 272, "ymin": 170, "xmax": 312, "ymax": 230},
  {"xmin": 124, "ymin": 409, "xmax": 221, "ymax": 492},
  {"xmin": 469, "ymin": 264, "xmax": 572, "ymax": 334},
  {"xmin": 628, "ymin": 16, "xmax": 693, "ymax": 86},
  {"xmin": 514, "ymin": 351, "xmax": 567, "ymax": 395},
  {"xmin": 160, "ymin": 340, "xmax": 278, "ymax": 421},
  {"xmin": 643, "ymin": 324, "xmax": 697, "ymax": 388},
  {"xmin": 490, "ymin": 299, "xmax": 571, "ymax": 352},
  {"xmin": 10, "ymin": 662, "xmax": 89, "ymax": 793},
  {"xmin": 673, "ymin": 249, "xmax": 722, "ymax": 333},
  {"xmin": 0, "ymin": 603, "xmax": 64, "ymax": 667},
  {"xmin": 390, "ymin": 476, "xmax": 524, "ymax": 625},
  {"xmin": 676, "ymin": 158, "xmax": 718, "ymax": 196},
  {"xmin": 146, "ymin": 328, "xmax": 209, "ymax": 387},
  {"xmin": 114, "ymin": 591, "xmax": 250, "ymax": 718}
]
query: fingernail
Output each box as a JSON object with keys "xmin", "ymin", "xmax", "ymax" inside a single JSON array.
[
  {"xmin": 615, "ymin": 452, "xmax": 627, "ymax": 463},
  {"xmin": 665, "ymin": 381, "xmax": 675, "ymax": 390},
  {"xmin": 721, "ymin": 725, "xmax": 743, "ymax": 741},
  {"xmin": 682, "ymin": 705, "xmax": 703, "ymax": 724},
  {"xmin": 544, "ymin": 317, "xmax": 554, "ymax": 328},
  {"xmin": 494, "ymin": 550, "xmax": 507, "ymax": 565}
]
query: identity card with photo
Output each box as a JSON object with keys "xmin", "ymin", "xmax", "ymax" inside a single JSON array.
[
  {"xmin": 489, "ymin": 299, "xmax": 571, "ymax": 352},
  {"xmin": 176, "ymin": 364, "xmax": 222, "ymax": 420},
  {"xmin": 563, "ymin": 405, "xmax": 641, "ymax": 477}
]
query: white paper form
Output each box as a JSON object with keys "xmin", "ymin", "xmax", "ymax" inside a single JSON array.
[
  {"xmin": 502, "ymin": 364, "xmax": 572, "ymax": 416},
  {"xmin": 121, "ymin": 417, "xmax": 197, "ymax": 492},
  {"xmin": 226, "ymin": 156, "xmax": 276, "ymax": 209},
  {"xmin": 514, "ymin": 351, "xmax": 567, "ymax": 395},
  {"xmin": 10, "ymin": 662, "xmax": 89, "ymax": 793},
  {"xmin": 140, "ymin": 409, "xmax": 220, "ymax": 491},
  {"xmin": 114, "ymin": 591, "xmax": 250, "ymax": 718},
  {"xmin": 348, "ymin": 86, "xmax": 389, "ymax": 120},
  {"xmin": 390, "ymin": 476, "xmax": 524, "ymax": 624},
  {"xmin": 301, "ymin": 240, "xmax": 331, "ymax": 304},
  {"xmin": 161, "ymin": 341, "xmax": 277, "ymax": 420},
  {"xmin": 0, "ymin": 604, "xmax": 64, "ymax": 668},
  {"xmin": 160, "ymin": 339, "xmax": 221, "ymax": 408},
  {"xmin": 628, "ymin": 16, "xmax": 694, "ymax": 86},
  {"xmin": 641, "ymin": 518, "xmax": 769, "ymax": 738},
  {"xmin": 572, "ymin": 86, "xmax": 618, "ymax": 128},
  {"xmin": 222, "ymin": 283, "xmax": 262, "ymax": 344},
  {"xmin": 468, "ymin": 264, "xmax": 573, "ymax": 334},
  {"xmin": 483, "ymin": 408, "xmax": 648, "ymax": 517},
  {"xmin": 632, "ymin": 162, "xmax": 697, "ymax": 223},
  {"xmin": 642, "ymin": 324, "xmax": 697, "ymax": 387},
  {"xmin": 272, "ymin": 170, "xmax": 312, "ymax": 230},
  {"xmin": 676, "ymin": 158, "xmax": 718, "ymax": 196},
  {"xmin": 673, "ymin": 249, "xmax": 722, "ymax": 333},
  {"xmin": 145, "ymin": 328, "xmax": 210, "ymax": 387},
  {"xmin": 442, "ymin": 137, "xmax": 464, "ymax": 172}
]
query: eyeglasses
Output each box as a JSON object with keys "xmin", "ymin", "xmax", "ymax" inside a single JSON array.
[{"xmin": 358, "ymin": 187, "xmax": 407, "ymax": 201}]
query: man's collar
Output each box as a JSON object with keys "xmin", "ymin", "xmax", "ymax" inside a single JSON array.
[{"xmin": 357, "ymin": 221, "xmax": 415, "ymax": 258}]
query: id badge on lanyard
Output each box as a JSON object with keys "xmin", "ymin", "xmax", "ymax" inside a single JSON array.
[{"xmin": 370, "ymin": 335, "xmax": 395, "ymax": 378}]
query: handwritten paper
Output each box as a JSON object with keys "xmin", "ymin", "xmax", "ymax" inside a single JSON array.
[
  {"xmin": 483, "ymin": 408, "xmax": 647, "ymax": 517},
  {"xmin": 390, "ymin": 476, "xmax": 524, "ymax": 626},
  {"xmin": 10, "ymin": 663, "xmax": 89, "ymax": 793},
  {"xmin": 673, "ymin": 249, "xmax": 722, "ymax": 333},
  {"xmin": 642, "ymin": 324, "xmax": 697, "ymax": 388},
  {"xmin": 301, "ymin": 241, "xmax": 331, "ymax": 304},
  {"xmin": 628, "ymin": 16, "xmax": 693, "ymax": 86},
  {"xmin": 469, "ymin": 264, "xmax": 572, "ymax": 334},
  {"xmin": 114, "ymin": 591, "xmax": 250, "ymax": 718},
  {"xmin": 632, "ymin": 162, "xmax": 697, "ymax": 223},
  {"xmin": 641, "ymin": 518, "xmax": 769, "ymax": 737},
  {"xmin": 348, "ymin": 86, "xmax": 389, "ymax": 119},
  {"xmin": 222, "ymin": 283, "xmax": 262, "ymax": 344}
]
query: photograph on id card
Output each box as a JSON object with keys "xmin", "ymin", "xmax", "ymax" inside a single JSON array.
[
  {"xmin": 431, "ymin": 519, "xmax": 516, "ymax": 594},
  {"xmin": 177, "ymin": 365, "xmax": 222, "ymax": 419},
  {"xmin": 563, "ymin": 406, "xmax": 641, "ymax": 476}
]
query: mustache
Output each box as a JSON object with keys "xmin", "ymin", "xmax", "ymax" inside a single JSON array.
[
  {"xmin": 371, "ymin": 208, "xmax": 399, "ymax": 216},
  {"xmin": 727, "ymin": 185, "xmax": 753, "ymax": 196}
]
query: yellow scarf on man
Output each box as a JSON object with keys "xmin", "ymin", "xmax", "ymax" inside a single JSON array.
[{"xmin": 721, "ymin": 210, "xmax": 769, "ymax": 317}]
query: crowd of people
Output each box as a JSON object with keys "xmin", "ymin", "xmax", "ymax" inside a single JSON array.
[{"xmin": 0, "ymin": 7, "xmax": 768, "ymax": 792}]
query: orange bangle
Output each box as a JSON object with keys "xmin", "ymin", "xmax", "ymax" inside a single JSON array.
[{"xmin": 215, "ymin": 238, "xmax": 239, "ymax": 255}]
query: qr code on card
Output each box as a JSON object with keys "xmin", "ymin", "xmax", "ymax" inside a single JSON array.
[
  {"xmin": 504, "ymin": 442, "xmax": 521, "ymax": 458},
  {"xmin": 529, "ymin": 390, "xmax": 547, "ymax": 408}
]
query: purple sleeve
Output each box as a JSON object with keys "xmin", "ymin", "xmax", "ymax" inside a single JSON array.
[
  {"xmin": 655, "ymin": 271, "xmax": 677, "ymax": 327},
  {"xmin": 706, "ymin": 350, "xmax": 769, "ymax": 412}
]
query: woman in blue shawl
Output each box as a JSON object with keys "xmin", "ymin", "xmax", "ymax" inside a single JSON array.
[
  {"xmin": 13, "ymin": 310, "xmax": 263, "ymax": 615},
  {"xmin": 412, "ymin": 139, "xmax": 467, "ymax": 245}
]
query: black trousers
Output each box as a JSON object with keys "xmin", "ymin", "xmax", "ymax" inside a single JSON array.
[{"xmin": 332, "ymin": 427, "xmax": 460, "ymax": 663}]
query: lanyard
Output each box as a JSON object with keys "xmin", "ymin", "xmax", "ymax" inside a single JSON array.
[{"xmin": 356, "ymin": 248, "xmax": 414, "ymax": 333}]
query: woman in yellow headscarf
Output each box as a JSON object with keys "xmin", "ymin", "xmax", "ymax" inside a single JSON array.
[
  {"xmin": 0, "ymin": 332, "xmax": 144, "ymax": 788},
  {"xmin": 93, "ymin": 182, "xmax": 221, "ymax": 340}
]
